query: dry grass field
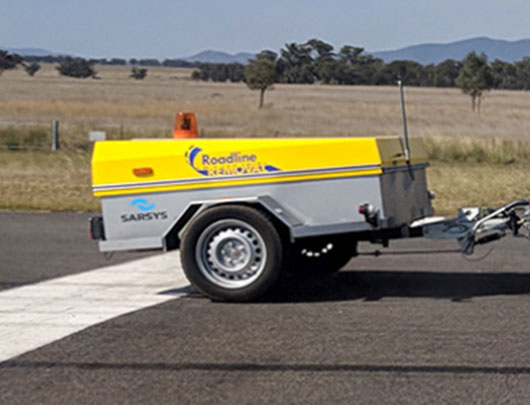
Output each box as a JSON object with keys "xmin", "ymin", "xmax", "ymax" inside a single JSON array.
[
  {"xmin": 3, "ymin": 63, "xmax": 530, "ymax": 141},
  {"xmin": 1, "ymin": 63, "xmax": 530, "ymax": 214}
]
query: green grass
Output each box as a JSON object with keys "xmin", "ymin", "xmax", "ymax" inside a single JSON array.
[
  {"xmin": 0, "ymin": 127, "xmax": 50, "ymax": 150},
  {"xmin": 4, "ymin": 124, "xmax": 530, "ymax": 163},
  {"xmin": 0, "ymin": 149, "xmax": 98, "ymax": 212},
  {"xmin": 428, "ymin": 161, "xmax": 530, "ymax": 215},
  {"xmin": 423, "ymin": 136, "xmax": 530, "ymax": 164}
]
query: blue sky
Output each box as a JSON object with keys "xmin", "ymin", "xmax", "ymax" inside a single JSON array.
[{"xmin": 2, "ymin": 0, "xmax": 530, "ymax": 58}]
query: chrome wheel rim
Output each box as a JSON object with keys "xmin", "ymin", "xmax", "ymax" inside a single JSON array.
[{"xmin": 195, "ymin": 219, "xmax": 267, "ymax": 289}]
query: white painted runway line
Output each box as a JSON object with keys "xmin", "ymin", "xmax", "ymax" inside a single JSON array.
[{"xmin": 0, "ymin": 251, "xmax": 189, "ymax": 362}]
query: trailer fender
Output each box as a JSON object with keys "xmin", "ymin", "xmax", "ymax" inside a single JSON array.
[{"xmin": 162, "ymin": 195, "xmax": 303, "ymax": 250}]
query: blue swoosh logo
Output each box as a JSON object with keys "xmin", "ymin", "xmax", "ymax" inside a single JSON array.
[
  {"xmin": 188, "ymin": 147, "xmax": 209, "ymax": 176},
  {"xmin": 187, "ymin": 146, "xmax": 281, "ymax": 176},
  {"xmin": 264, "ymin": 165, "xmax": 280, "ymax": 172},
  {"xmin": 131, "ymin": 198, "xmax": 155, "ymax": 212}
]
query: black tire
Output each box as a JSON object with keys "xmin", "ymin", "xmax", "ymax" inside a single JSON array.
[
  {"xmin": 288, "ymin": 236, "xmax": 357, "ymax": 275},
  {"xmin": 180, "ymin": 205, "xmax": 283, "ymax": 302}
]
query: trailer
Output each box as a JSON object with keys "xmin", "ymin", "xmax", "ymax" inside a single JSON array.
[{"xmin": 90, "ymin": 135, "xmax": 530, "ymax": 301}]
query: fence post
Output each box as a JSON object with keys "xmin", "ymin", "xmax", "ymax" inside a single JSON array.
[{"xmin": 51, "ymin": 120, "xmax": 59, "ymax": 151}]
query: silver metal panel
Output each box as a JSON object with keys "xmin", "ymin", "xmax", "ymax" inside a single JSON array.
[
  {"xmin": 100, "ymin": 175, "xmax": 385, "ymax": 250},
  {"xmin": 292, "ymin": 221, "xmax": 372, "ymax": 238},
  {"xmin": 99, "ymin": 237, "xmax": 163, "ymax": 252},
  {"xmin": 257, "ymin": 195, "xmax": 304, "ymax": 229}
]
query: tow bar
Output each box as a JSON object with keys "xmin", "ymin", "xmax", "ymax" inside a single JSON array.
[{"xmin": 420, "ymin": 200, "xmax": 530, "ymax": 255}]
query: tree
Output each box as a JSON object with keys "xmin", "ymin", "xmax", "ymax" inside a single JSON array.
[
  {"xmin": 491, "ymin": 59, "xmax": 518, "ymax": 89},
  {"xmin": 191, "ymin": 69, "xmax": 201, "ymax": 80},
  {"xmin": 210, "ymin": 64, "xmax": 228, "ymax": 82},
  {"xmin": 256, "ymin": 50, "xmax": 277, "ymax": 62},
  {"xmin": 24, "ymin": 62, "xmax": 41, "ymax": 77},
  {"xmin": 514, "ymin": 58, "xmax": 530, "ymax": 90},
  {"xmin": 455, "ymin": 52, "xmax": 493, "ymax": 112},
  {"xmin": 130, "ymin": 67, "xmax": 147, "ymax": 80},
  {"xmin": 56, "ymin": 57, "xmax": 96, "ymax": 78},
  {"xmin": 434, "ymin": 59, "xmax": 461, "ymax": 87},
  {"xmin": 189, "ymin": 63, "xmax": 245, "ymax": 82},
  {"xmin": 277, "ymin": 42, "xmax": 315, "ymax": 83},
  {"xmin": 0, "ymin": 50, "xmax": 22, "ymax": 75},
  {"xmin": 338, "ymin": 45, "xmax": 365, "ymax": 64},
  {"xmin": 245, "ymin": 54, "xmax": 277, "ymax": 109},
  {"xmin": 138, "ymin": 59, "xmax": 161, "ymax": 66},
  {"xmin": 109, "ymin": 58, "xmax": 126, "ymax": 66},
  {"xmin": 163, "ymin": 59, "xmax": 196, "ymax": 68},
  {"xmin": 306, "ymin": 39, "xmax": 335, "ymax": 81},
  {"xmin": 333, "ymin": 46, "xmax": 382, "ymax": 85},
  {"xmin": 377, "ymin": 60, "xmax": 425, "ymax": 86},
  {"xmin": 226, "ymin": 63, "xmax": 245, "ymax": 82}
]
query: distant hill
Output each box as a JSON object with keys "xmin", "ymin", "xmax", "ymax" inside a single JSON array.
[
  {"xmin": 6, "ymin": 37, "xmax": 530, "ymax": 66},
  {"xmin": 372, "ymin": 37, "xmax": 530, "ymax": 65},
  {"xmin": 0, "ymin": 46, "xmax": 256, "ymax": 64},
  {"xmin": 1, "ymin": 47, "xmax": 61, "ymax": 57},
  {"xmin": 184, "ymin": 50, "xmax": 255, "ymax": 64}
]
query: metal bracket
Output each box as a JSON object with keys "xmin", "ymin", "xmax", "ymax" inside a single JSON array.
[{"xmin": 421, "ymin": 200, "xmax": 530, "ymax": 255}]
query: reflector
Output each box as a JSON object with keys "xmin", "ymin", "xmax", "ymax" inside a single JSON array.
[{"xmin": 133, "ymin": 167, "xmax": 154, "ymax": 177}]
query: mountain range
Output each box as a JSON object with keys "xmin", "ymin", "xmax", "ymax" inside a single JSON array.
[
  {"xmin": 4, "ymin": 37, "xmax": 530, "ymax": 65},
  {"xmin": 3, "ymin": 47, "xmax": 62, "ymax": 57},
  {"xmin": 371, "ymin": 37, "xmax": 530, "ymax": 64},
  {"xmin": 183, "ymin": 50, "xmax": 255, "ymax": 64},
  {"xmin": 185, "ymin": 37, "xmax": 530, "ymax": 65}
]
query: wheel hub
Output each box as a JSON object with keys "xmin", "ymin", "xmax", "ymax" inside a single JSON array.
[
  {"xmin": 209, "ymin": 230, "xmax": 254, "ymax": 274},
  {"xmin": 196, "ymin": 220, "xmax": 267, "ymax": 289}
]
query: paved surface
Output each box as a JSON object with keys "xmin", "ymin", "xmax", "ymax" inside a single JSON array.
[
  {"xmin": 0, "ymin": 211, "xmax": 153, "ymax": 291},
  {"xmin": 0, "ymin": 252, "xmax": 188, "ymax": 362},
  {"xmin": 1, "ymin": 212, "xmax": 530, "ymax": 404}
]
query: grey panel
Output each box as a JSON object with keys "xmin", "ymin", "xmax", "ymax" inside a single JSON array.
[
  {"xmin": 100, "ymin": 175, "xmax": 385, "ymax": 250},
  {"xmin": 99, "ymin": 237, "xmax": 163, "ymax": 252},
  {"xmin": 291, "ymin": 221, "xmax": 372, "ymax": 238},
  {"xmin": 257, "ymin": 195, "xmax": 304, "ymax": 229},
  {"xmin": 379, "ymin": 166, "xmax": 434, "ymax": 226}
]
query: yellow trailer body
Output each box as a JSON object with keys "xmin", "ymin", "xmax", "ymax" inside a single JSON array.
[
  {"xmin": 92, "ymin": 137, "xmax": 427, "ymax": 197},
  {"xmin": 91, "ymin": 136, "xmax": 432, "ymax": 250},
  {"xmin": 90, "ymin": 136, "xmax": 434, "ymax": 301}
]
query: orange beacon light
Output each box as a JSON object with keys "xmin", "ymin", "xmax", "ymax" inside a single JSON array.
[{"xmin": 173, "ymin": 112, "xmax": 198, "ymax": 139}]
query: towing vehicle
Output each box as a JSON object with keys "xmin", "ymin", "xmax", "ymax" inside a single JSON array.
[{"xmin": 89, "ymin": 92, "xmax": 530, "ymax": 302}]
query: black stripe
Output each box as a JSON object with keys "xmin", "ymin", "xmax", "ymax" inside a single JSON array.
[{"xmin": 2, "ymin": 360, "xmax": 529, "ymax": 375}]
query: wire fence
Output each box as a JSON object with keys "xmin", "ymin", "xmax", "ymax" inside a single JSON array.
[
  {"xmin": 0, "ymin": 119, "xmax": 174, "ymax": 151},
  {"xmin": 0, "ymin": 120, "xmax": 59, "ymax": 151}
]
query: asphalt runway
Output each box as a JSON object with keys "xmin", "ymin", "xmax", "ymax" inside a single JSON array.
[
  {"xmin": 0, "ymin": 211, "xmax": 153, "ymax": 291},
  {"xmin": 1, "ymin": 212, "xmax": 530, "ymax": 404}
]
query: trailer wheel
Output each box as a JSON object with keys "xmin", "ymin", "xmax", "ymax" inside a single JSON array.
[
  {"xmin": 180, "ymin": 205, "xmax": 283, "ymax": 302},
  {"xmin": 290, "ymin": 237, "xmax": 357, "ymax": 275}
]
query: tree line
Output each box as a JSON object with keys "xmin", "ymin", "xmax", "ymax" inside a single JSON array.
[
  {"xmin": 4, "ymin": 38, "xmax": 530, "ymax": 92},
  {"xmin": 192, "ymin": 38, "xmax": 530, "ymax": 91},
  {"xmin": 0, "ymin": 52, "xmax": 191, "ymax": 80},
  {"xmin": 21, "ymin": 54, "xmax": 199, "ymax": 68},
  {"xmin": 3, "ymin": 38, "xmax": 530, "ymax": 111},
  {"xmin": 0, "ymin": 50, "xmax": 40, "ymax": 76}
]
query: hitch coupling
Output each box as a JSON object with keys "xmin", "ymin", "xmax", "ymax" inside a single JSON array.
[{"xmin": 421, "ymin": 200, "xmax": 530, "ymax": 255}]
